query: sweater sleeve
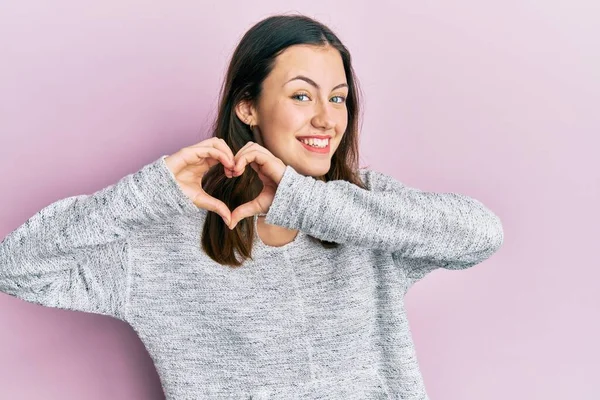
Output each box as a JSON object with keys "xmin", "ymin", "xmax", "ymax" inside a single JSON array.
[
  {"xmin": 264, "ymin": 165, "xmax": 504, "ymax": 285},
  {"xmin": 0, "ymin": 155, "xmax": 199, "ymax": 320}
]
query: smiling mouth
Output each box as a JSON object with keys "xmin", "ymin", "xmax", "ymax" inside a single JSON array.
[{"xmin": 297, "ymin": 138, "xmax": 330, "ymax": 153}]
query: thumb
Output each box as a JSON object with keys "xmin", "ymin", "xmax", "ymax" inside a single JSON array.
[
  {"xmin": 195, "ymin": 195, "xmax": 232, "ymax": 226},
  {"xmin": 228, "ymin": 200, "xmax": 262, "ymax": 230}
]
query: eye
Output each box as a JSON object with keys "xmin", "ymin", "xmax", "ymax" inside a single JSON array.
[
  {"xmin": 291, "ymin": 93, "xmax": 311, "ymax": 102},
  {"xmin": 291, "ymin": 93, "xmax": 347, "ymax": 104}
]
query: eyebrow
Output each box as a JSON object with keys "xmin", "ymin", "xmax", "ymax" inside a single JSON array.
[{"xmin": 284, "ymin": 75, "xmax": 348, "ymax": 91}]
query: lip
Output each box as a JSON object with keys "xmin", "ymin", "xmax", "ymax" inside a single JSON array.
[
  {"xmin": 296, "ymin": 135, "xmax": 332, "ymax": 139},
  {"xmin": 297, "ymin": 137, "xmax": 330, "ymax": 154}
]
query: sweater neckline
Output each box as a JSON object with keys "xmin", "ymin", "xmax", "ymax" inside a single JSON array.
[{"xmin": 252, "ymin": 213, "xmax": 306, "ymax": 254}]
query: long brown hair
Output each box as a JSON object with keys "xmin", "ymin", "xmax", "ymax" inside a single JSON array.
[{"xmin": 201, "ymin": 14, "xmax": 367, "ymax": 267}]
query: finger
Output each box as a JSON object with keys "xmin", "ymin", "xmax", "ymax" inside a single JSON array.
[
  {"xmin": 229, "ymin": 198, "xmax": 263, "ymax": 230},
  {"xmin": 189, "ymin": 139, "xmax": 236, "ymax": 169},
  {"xmin": 232, "ymin": 143, "xmax": 252, "ymax": 176},
  {"xmin": 189, "ymin": 137, "xmax": 235, "ymax": 163},
  {"xmin": 224, "ymin": 141, "xmax": 256, "ymax": 177},
  {"xmin": 233, "ymin": 148, "xmax": 270, "ymax": 175},
  {"xmin": 212, "ymin": 139, "xmax": 236, "ymax": 178},
  {"xmin": 212, "ymin": 138, "xmax": 236, "ymax": 167},
  {"xmin": 240, "ymin": 142, "xmax": 276, "ymax": 161},
  {"xmin": 188, "ymin": 147, "xmax": 235, "ymax": 171},
  {"xmin": 233, "ymin": 146, "xmax": 271, "ymax": 176},
  {"xmin": 168, "ymin": 147, "xmax": 232, "ymax": 175},
  {"xmin": 233, "ymin": 141, "xmax": 256, "ymax": 161},
  {"xmin": 194, "ymin": 192, "xmax": 232, "ymax": 225}
]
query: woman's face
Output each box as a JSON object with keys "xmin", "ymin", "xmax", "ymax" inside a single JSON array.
[{"xmin": 237, "ymin": 44, "xmax": 349, "ymax": 178}]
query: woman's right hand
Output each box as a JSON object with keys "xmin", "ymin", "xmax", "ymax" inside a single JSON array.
[{"xmin": 164, "ymin": 138, "xmax": 236, "ymax": 226}]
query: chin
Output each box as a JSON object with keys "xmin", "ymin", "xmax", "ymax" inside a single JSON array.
[{"xmin": 293, "ymin": 164, "xmax": 330, "ymax": 178}]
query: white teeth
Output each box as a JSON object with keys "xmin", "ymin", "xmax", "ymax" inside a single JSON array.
[{"xmin": 299, "ymin": 138, "xmax": 329, "ymax": 148}]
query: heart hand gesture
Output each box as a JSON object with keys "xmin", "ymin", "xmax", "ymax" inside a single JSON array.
[
  {"xmin": 164, "ymin": 138, "xmax": 286, "ymax": 230},
  {"xmin": 164, "ymin": 138, "xmax": 237, "ymax": 225},
  {"xmin": 228, "ymin": 141, "xmax": 286, "ymax": 230}
]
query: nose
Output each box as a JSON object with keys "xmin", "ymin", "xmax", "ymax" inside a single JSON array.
[{"xmin": 311, "ymin": 101, "xmax": 335, "ymax": 131}]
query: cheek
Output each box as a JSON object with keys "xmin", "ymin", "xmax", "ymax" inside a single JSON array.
[
  {"xmin": 262, "ymin": 101, "xmax": 303, "ymax": 129},
  {"xmin": 282, "ymin": 104, "xmax": 310, "ymax": 128},
  {"xmin": 336, "ymin": 109, "xmax": 349, "ymax": 133},
  {"xmin": 265, "ymin": 104, "xmax": 309, "ymax": 134}
]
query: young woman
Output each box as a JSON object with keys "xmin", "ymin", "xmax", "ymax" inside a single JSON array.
[{"xmin": 0, "ymin": 14, "xmax": 504, "ymax": 399}]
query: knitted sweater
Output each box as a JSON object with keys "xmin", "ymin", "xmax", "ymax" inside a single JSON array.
[{"xmin": 0, "ymin": 155, "xmax": 504, "ymax": 399}]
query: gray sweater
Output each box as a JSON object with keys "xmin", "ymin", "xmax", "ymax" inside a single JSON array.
[{"xmin": 0, "ymin": 155, "xmax": 504, "ymax": 399}]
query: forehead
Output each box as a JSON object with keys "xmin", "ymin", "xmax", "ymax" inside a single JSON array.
[{"xmin": 270, "ymin": 44, "xmax": 346, "ymax": 84}]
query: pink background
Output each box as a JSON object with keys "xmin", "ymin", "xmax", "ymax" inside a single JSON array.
[{"xmin": 1, "ymin": 1, "xmax": 598, "ymax": 399}]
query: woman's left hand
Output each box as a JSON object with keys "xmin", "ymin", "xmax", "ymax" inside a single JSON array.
[{"xmin": 228, "ymin": 141, "xmax": 286, "ymax": 230}]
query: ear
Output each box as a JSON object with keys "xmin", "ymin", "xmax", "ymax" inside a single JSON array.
[{"xmin": 234, "ymin": 99, "xmax": 259, "ymax": 126}]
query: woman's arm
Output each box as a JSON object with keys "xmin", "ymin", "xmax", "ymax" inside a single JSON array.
[
  {"xmin": 265, "ymin": 165, "xmax": 504, "ymax": 280},
  {"xmin": 0, "ymin": 156, "xmax": 199, "ymax": 320}
]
